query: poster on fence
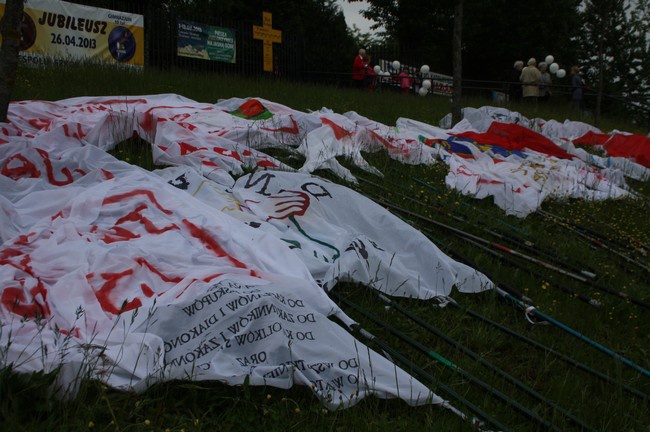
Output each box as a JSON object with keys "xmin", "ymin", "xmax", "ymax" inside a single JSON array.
[
  {"xmin": 0, "ymin": 0, "xmax": 144, "ymax": 67},
  {"xmin": 423, "ymin": 72, "xmax": 454, "ymax": 96},
  {"xmin": 177, "ymin": 19, "xmax": 236, "ymax": 63}
]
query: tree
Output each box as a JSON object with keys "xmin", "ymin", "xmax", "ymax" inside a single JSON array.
[
  {"xmin": 352, "ymin": 0, "xmax": 582, "ymax": 80},
  {"xmin": 351, "ymin": 0, "xmax": 455, "ymax": 72},
  {"xmin": 349, "ymin": 24, "xmax": 384, "ymax": 51},
  {"xmin": 462, "ymin": 0, "xmax": 581, "ymax": 81},
  {"xmin": 270, "ymin": 0, "xmax": 355, "ymax": 73},
  {"xmin": 451, "ymin": 0, "xmax": 463, "ymax": 125},
  {"xmin": 0, "ymin": 0, "xmax": 24, "ymax": 122},
  {"xmin": 618, "ymin": 0, "xmax": 650, "ymax": 124},
  {"xmin": 578, "ymin": 0, "xmax": 649, "ymax": 125}
]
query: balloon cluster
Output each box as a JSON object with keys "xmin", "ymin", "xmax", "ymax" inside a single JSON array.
[
  {"xmin": 372, "ymin": 63, "xmax": 392, "ymax": 76},
  {"xmin": 367, "ymin": 61, "xmax": 439, "ymax": 96},
  {"xmin": 419, "ymin": 64, "xmax": 430, "ymax": 96},
  {"xmin": 544, "ymin": 55, "xmax": 565, "ymax": 78}
]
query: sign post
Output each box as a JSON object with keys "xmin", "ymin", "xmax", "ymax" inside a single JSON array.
[{"xmin": 252, "ymin": 11, "xmax": 281, "ymax": 73}]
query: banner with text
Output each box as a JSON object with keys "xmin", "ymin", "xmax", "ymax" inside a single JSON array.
[
  {"xmin": 177, "ymin": 19, "xmax": 236, "ymax": 63},
  {"xmin": 0, "ymin": 0, "xmax": 144, "ymax": 66}
]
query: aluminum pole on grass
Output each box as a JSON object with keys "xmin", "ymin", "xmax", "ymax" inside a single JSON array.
[
  {"xmin": 375, "ymin": 292, "xmax": 596, "ymax": 432},
  {"xmin": 495, "ymin": 287, "xmax": 650, "ymax": 379},
  {"xmin": 582, "ymin": 210, "xmax": 650, "ymax": 253},
  {"xmin": 540, "ymin": 208, "xmax": 649, "ymax": 255},
  {"xmin": 414, "ymin": 172, "xmax": 648, "ymax": 274},
  {"xmin": 332, "ymin": 318, "xmax": 510, "ymax": 431},
  {"xmin": 379, "ymin": 199, "xmax": 650, "ymax": 395},
  {"xmin": 448, "ymin": 229, "xmax": 650, "ymax": 310},
  {"xmin": 371, "ymin": 193, "xmax": 650, "ymax": 310},
  {"xmin": 538, "ymin": 209, "xmax": 650, "ymax": 275},
  {"xmin": 397, "ymin": 208, "xmax": 605, "ymax": 309},
  {"xmin": 373, "ymin": 194, "xmax": 602, "ymax": 307},
  {"xmin": 435, "ymin": 228, "xmax": 604, "ymax": 308},
  {"xmin": 334, "ymin": 292, "xmax": 562, "ymax": 432},
  {"xmin": 364, "ymin": 188, "xmax": 595, "ymax": 284},
  {"xmin": 401, "ymin": 209, "xmax": 604, "ymax": 310},
  {"xmin": 427, "ymin": 234, "xmax": 650, "ymax": 378},
  {"xmin": 361, "ymin": 176, "xmax": 597, "ymax": 280},
  {"xmin": 447, "ymin": 301, "xmax": 650, "ymax": 402},
  {"xmin": 412, "ymin": 176, "xmax": 530, "ymax": 237}
]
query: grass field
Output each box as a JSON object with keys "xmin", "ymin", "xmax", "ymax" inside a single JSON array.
[{"xmin": 2, "ymin": 63, "xmax": 649, "ymax": 432}]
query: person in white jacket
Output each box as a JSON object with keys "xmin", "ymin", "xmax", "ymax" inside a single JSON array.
[{"xmin": 520, "ymin": 58, "xmax": 542, "ymax": 103}]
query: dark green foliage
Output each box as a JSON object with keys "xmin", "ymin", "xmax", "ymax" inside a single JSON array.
[
  {"xmin": 463, "ymin": 0, "xmax": 581, "ymax": 80},
  {"xmin": 355, "ymin": 0, "xmax": 582, "ymax": 79},
  {"xmin": 578, "ymin": 0, "xmax": 650, "ymax": 123}
]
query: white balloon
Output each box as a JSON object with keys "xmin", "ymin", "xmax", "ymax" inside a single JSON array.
[
  {"xmin": 549, "ymin": 62, "xmax": 559, "ymax": 74},
  {"xmin": 556, "ymin": 69, "xmax": 566, "ymax": 78},
  {"xmin": 382, "ymin": 71, "xmax": 391, "ymax": 76},
  {"xmin": 420, "ymin": 64, "xmax": 430, "ymax": 74},
  {"xmin": 392, "ymin": 60, "xmax": 401, "ymax": 70},
  {"xmin": 422, "ymin": 79, "xmax": 432, "ymax": 89},
  {"xmin": 418, "ymin": 87, "xmax": 428, "ymax": 96},
  {"xmin": 545, "ymin": 55, "xmax": 554, "ymax": 65},
  {"xmin": 373, "ymin": 65, "xmax": 381, "ymax": 74}
]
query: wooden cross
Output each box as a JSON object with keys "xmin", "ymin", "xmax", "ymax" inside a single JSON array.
[{"xmin": 253, "ymin": 11, "xmax": 282, "ymax": 73}]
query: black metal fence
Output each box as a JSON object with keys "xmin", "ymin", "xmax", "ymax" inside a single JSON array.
[
  {"xmin": 65, "ymin": 0, "xmax": 303, "ymax": 79},
  {"xmin": 47, "ymin": 1, "xmax": 650, "ymax": 127},
  {"xmin": 146, "ymin": 10, "xmax": 303, "ymax": 80}
]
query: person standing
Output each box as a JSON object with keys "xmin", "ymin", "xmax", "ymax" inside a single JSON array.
[
  {"xmin": 365, "ymin": 54, "xmax": 377, "ymax": 91},
  {"xmin": 509, "ymin": 60, "xmax": 524, "ymax": 102},
  {"xmin": 570, "ymin": 65, "xmax": 584, "ymax": 112},
  {"xmin": 398, "ymin": 66, "xmax": 413, "ymax": 94},
  {"xmin": 520, "ymin": 58, "xmax": 541, "ymax": 103},
  {"xmin": 538, "ymin": 62, "xmax": 552, "ymax": 102},
  {"xmin": 352, "ymin": 48, "xmax": 367, "ymax": 89}
]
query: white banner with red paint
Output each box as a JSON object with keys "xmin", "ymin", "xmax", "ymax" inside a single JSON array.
[
  {"xmin": 2, "ymin": 95, "xmax": 490, "ymax": 411},
  {"xmin": 1, "ymin": 146, "xmax": 443, "ymax": 409},
  {"xmin": 0, "ymin": 94, "xmax": 645, "ymax": 409},
  {"xmin": 154, "ymin": 167, "xmax": 491, "ymax": 296}
]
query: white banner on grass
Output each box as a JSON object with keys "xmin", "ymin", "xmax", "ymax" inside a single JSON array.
[{"xmin": 2, "ymin": 96, "xmax": 468, "ymax": 410}]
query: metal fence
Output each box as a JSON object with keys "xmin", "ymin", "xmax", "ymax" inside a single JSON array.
[
  {"xmin": 54, "ymin": 1, "xmax": 650, "ymax": 127},
  {"xmin": 147, "ymin": 10, "xmax": 303, "ymax": 79},
  {"xmin": 65, "ymin": 0, "xmax": 303, "ymax": 79}
]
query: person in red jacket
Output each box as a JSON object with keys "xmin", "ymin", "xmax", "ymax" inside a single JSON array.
[
  {"xmin": 352, "ymin": 48, "xmax": 367, "ymax": 89},
  {"xmin": 399, "ymin": 66, "xmax": 413, "ymax": 94}
]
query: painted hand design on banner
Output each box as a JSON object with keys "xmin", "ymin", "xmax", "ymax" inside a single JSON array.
[{"xmin": 260, "ymin": 189, "xmax": 341, "ymax": 263}]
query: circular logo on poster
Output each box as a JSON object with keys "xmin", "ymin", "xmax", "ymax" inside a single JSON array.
[
  {"xmin": 20, "ymin": 12, "xmax": 37, "ymax": 50},
  {"xmin": 108, "ymin": 26, "xmax": 136, "ymax": 62},
  {"xmin": 0, "ymin": 11, "xmax": 36, "ymax": 51}
]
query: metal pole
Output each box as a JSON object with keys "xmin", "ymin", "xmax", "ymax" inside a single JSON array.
[
  {"xmin": 448, "ymin": 301, "xmax": 650, "ymax": 402},
  {"xmin": 370, "ymin": 192, "xmax": 650, "ymax": 310},
  {"xmin": 376, "ymin": 292, "xmax": 596, "ymax": 431},
  {"xmin": 340, "ymin": 323, "xmax": 510, "ymax": 431},
  {"xmin": 334, "ymin": 292, "xmax": 562, "ymax": 431},
  {"xmin": 495, "ymin": 287, "xmax": 650, "ymax": 378}
]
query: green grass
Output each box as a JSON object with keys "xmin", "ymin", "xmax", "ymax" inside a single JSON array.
[{"xmin": 3, "ymin": 62, "xmax": 650, "ymax": 431}]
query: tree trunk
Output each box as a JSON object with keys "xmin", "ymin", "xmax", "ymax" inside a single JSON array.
[
  {"xmin": 595, "ymin": 37, "xmax": 603, "ymax": 126},
  {"xmin": 451, "ymin": 0, "xmax": 463, "ymax": 126},
  {"xmin": 0, "ymin": 0, "xmax": 24, "ymax": 122}
]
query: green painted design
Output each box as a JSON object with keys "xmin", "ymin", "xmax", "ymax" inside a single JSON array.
[{"xmin": 289, "ymin": 215, "xmax": 340, "ymax": 261}]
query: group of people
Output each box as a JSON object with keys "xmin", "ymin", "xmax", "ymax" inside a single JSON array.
[
  {"xmin": 510, "ymin": 58, "xmax": 586, "ymax": 110},
  {"xmin": 509, "ymin": 58, "xmax": 552, "ymax": 103},
  {"xmin": 354, "ymin": 49, "xmax": 587, "ymax": 110},
  {"xmin": 352, "ymin": 48, "xmax": 416, "ymax": 94}
]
